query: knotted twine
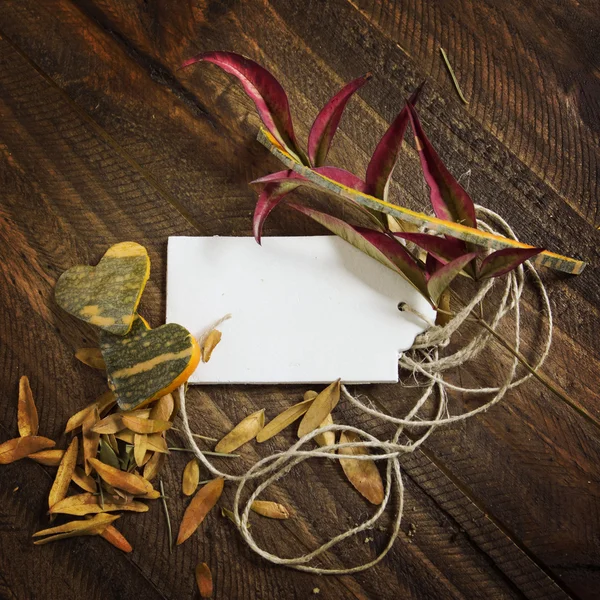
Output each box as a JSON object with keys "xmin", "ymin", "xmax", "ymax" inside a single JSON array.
[{"xmin": 177, "ymin": 205, "xmax": 552, "ymax": 574}]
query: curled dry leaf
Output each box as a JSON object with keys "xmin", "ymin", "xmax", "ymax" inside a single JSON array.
[
  {"xmin": 0, "ymin": 436, "xmax": 55, "ymax": 465},
  {"xmin": 121, "ymin": 415, "xmax": 171, "ymax": 434},
  {"xmin": 176, "ymin": 478, "xmax": 224, "ymax": 545},
  {"xmin": 338, "ymin": 431, "xmax": 384, "ymax": 505},
  {"xmin": 150, "ymin": 393, "xmax": 175, "ymax": 422},
  {"xmin": 64, "ymin": 391, "xmax": 116, "ymax": 434},
  {"xmin": 143, "ymin": 451, "xmax": 164, "ymax": 481},
  {"xmin": 202, "ymin": 329, "xmax": 222, "ymax": 363},
  {"xmin": 82, "ymin": 406, "xmax": 100, "ymax": 475},
  {"xmin": 75, "ymin": 348, "xmax": 106, "ymax": 370},
  {"xmin": 92, "ymin": 413, "xmax": 125, "ymax": 435},
  {"xmin": 101, "ymin": 524, "xmax": 133, "ymax": 553},
  {"xmin": 256, "ymin": 397, "xmax": 314, "ymax": 443},
  {"xmin": 214, "ymin": 410, "xmax": 265, "ymax": 454},
  {"xmin": 88, "ymin": 457, "xmax": 153, "ymax": 496},
  {"xmin": 33, "ymin": 513, "xmax": 119, "ymax": 545},
  {"xmin": 50, "ymin": 492, "xmax": 149, "ymax": 516},
  {"xmin": 195, "ymin": 562, "xmax": 213, "ymax": 598},
  {"xmin": 28, "ymin": 449, "xmax": 65, "ymax": 467},
  {"xmin": 134, "ymin": 433, "xmax": 148, "ymax": 467},
  {"xmin": 251, "ymin": 500, "xmax": 291, "ymax": 519},
  {"xmin": 18, "ymin": 376, "xmax": 39, "ymax": 437},
  {"xmin": 314, "ymin": 413, "xmax": 335, "ymax": 447},
  {"xmin": 182, "ymin": 458, "xmax": 200, "ymax": 496},
  {"xmin": 48, "ymin": 437, "xmax": 78, "ymax": 511},
  {"xmin": 116, "ymin": 430, "xmax": 169, "ymax": 453},
  {"xmin": 297, "ymin": 379, "xmax": 341, "ymax": 438},
  {"xmin": 72, "ymin": 466, "xmax": 97, "ymax": 493}
]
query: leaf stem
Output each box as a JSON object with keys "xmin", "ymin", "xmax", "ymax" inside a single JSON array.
[
  {"xmin": 159, "ymin": 479, "xmax": 172, "ymax": 553},
  {"xmin": 168, "ymin": 447, "xmax": 240, "ymax": 458},
  {"xmin": 440, "ymin": 47, "xmax": 469, "ymax": 104},
  {"xmin": 170, "ymin": 427, "xmax": 218, "ymax": 442}
]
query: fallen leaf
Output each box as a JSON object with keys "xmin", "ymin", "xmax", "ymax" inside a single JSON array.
[
  {"xmin": 256, "ymin": 398, "xmax": 314, "ymax": 443},
  {"xmin": 134, "ymin": 433, "xmax": 148, "ymax": 467},
  {"xmin": 182, "ymin": 458, "xmax": 200, "ymax": 496},
  {"xmin": 75, "ymin": 348, "xmax": 106, "ymax": 370},
  {"xmin": 116, "ymin": 430, "xmax": 169, "ymax": 453},
  {"xmin": 297, "ymin": 380, "xmax": 341, "ymax": 438},
  {"xmin": 314, "ymin": 413, "xmax": 335, "ymax": 447},
  {"xmin": 28, "ymin": 449, "xmax": 65, "ymax": 467},
  {"xmin": 92, "ymin": 413, "xmax": 125, "ymax": 434},
  {"xmin": 149, "ymin": 393, "xmax": 175, "ymax": 422},
  {"xmin": 33, "ymin": 513, "xmax": 118, "ymax": 545},
  {"xmin": 214, "ymin": 410, "xmax": 265, "ymax": 454},
  {"xmin": 50, "ymin": 493, "xmax": 149, "ymax": 516},
  {"xmin": 100, "ymin": 524, "xmax": 133, "ymax": 552},
  {"xmin": 202, "ymin": 329, "xmax": 222, "ymax": 363},
  {"xmin": 143, "ymin": 451, "xmax": 164, "ymax": 481},
  {"xmin": 88, "ymin": 457, "xmax": 153, "ymax": 496},
  {"xmin": 72, "ymin": 466, "xmax": 97, "ymax": 493},
  {"xmin": 18, "ymin": 376, "xmax": 38, "ymax": 437},
  {"xmin": 435, "ymin": 288, "xmax": 452, "ymax": 326},
  {"xmin": 338, "ymin": 431, "xmax": 384, "ymax": 505},
  {"xmin": 99, "ymin": 436, "xmax": 121, "ymax": 469},
  {"xmin": 82, "ymin": 406, "xmax": 100, "ymax": 475},
  {"xmin": 176, "ymin": 478, "xmax": 224, "ymax": 545},
  {"xmin": 64, "ymin": 391, "xmax": 116, "ymax": 434},
  {"xmin": 48, "ymin": 437, "xmax": 78, "ymax": 511},
  {"xmin": 0, "ymin": 436, "xmax": 55, "ymax": 465},
  {"xmin": 195, "ymin": 562, "xmax": 213, "ymax": 598},
  {"xmin": 251, "ymin": 500, "xmax": 291, "ymax": 519},
  {"xmin": 121, "ymin": 415, "xmax": 171, "ymax": 434},
  {"xmin": 139, "ymin": 489, "xmax": 161, "ymax": 500}
]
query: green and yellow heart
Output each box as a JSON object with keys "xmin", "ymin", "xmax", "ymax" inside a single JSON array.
[
  {"xmin": 55, "ymin": 242, "xmax": 150, "ymax": 336},
  {"xmin": 100, "ymin": 315, "xmax": 200, "ymax": 411}
]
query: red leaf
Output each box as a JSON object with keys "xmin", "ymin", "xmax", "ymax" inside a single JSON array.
[
  {"xmin": 478, "ymin": 247, "xmax": 543, "ymax": 279},
  {"xmin": 365, "ymin": 82, "xmax": 424, "ymax": 201},
  {"xmin": 253, "ymin": 181, "xmax": 299, "ymax": 244},
  {"xmin": 290, "ymin": 203, "xmax": 430, "ymax": 301},
  {"xmin": 308, "ymin": 74, "xmax": 371, "ymax": 167},
  {"xmin": 182, "ymin": 51, "xmax": 306, "ymax": 163},
  {"xmin": 393, "ymin": 232, "xmax": 468, "ymax": 264},
  {"xmin": 427, "ymin": 253, "xmax": 477, "ymax": 303},
  {"xmin": 407, "ymin": 104, "xmax": 476, "ymax": 229}
]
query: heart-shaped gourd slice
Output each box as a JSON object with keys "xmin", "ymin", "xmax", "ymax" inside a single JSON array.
[
  {"xmin": 55, "ymin": 242, "xmax": 150, "ymax": 336},
  {"xmin": 100, "ymin": 316, "xmax": 200, "ymax": 411}
]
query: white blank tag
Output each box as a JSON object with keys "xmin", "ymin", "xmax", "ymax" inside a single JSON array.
[{"xmin": 166, "ymin": 236, "xmax": 435, "ymax": 384}]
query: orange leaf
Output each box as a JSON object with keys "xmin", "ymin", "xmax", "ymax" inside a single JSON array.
[
  {"xmin": 33, "ymin": 513, "xmax": 118, "ymax": 544},
  {"xmin": 48, "ymin": 437, "xmax": 79, "ymax": 511},
  {"xmin": 28, "ymin": 449, "xmax": 65, "ymax": 467},
  {"xmin": 176, "ymin": 478, "xmax": 224, "ymax": 545},
  {"xmin": 250, "ymin": 500, "xmax": 291, "ymax": 519},
  {"xmin": 18, "ymin": 376, "xmax": 39, "ymax": 437},
  {"xmin": 64, "ymin": 391, "xmax": 116, "ymax": 434},
  {"xmin": 297, "ymin": 379, "xmax": 340, "ymax": 438},
  {"xmin": 88, "ymin": 457, "xmax": 153, "ymax": 496},
  {"xmin": 49, "ymin": 492, "xmax": 149, "ymax": 516},
  {"xmin": 149, "ymin": 393, "xmax": 175, "ymax": 422},
  {"xmin": 121, "ymin": 415, "xmax": 171, "ymax": 434},
  {"xmin": 143, "ymin": 452, "xmax": 164, "ymax": 481},
  {"xmin": 195, "ymin": 562, "xmax": 213, "ymax": 598},
  {"xmin": 82, "ymin": 406, "xmax": 100, "ymax": 475},
  {"xmin": 92, "ymin": 413, "xmax": 125, "ymax": 434},
  {"xmin": 0, "ymin": 436, "xmax": 55, "ymax": 464},
  {"xmin": 72, "ymin": 466, "xmax": 98, "ymax": 493},
  {"xmin": 100, "ymin": 524, "xmax": 133, "ymax": 552}
]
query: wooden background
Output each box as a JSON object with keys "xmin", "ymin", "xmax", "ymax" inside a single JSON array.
[{"xmin": 0, "ymin": 1, "xmax": 598, "ymax": 598}]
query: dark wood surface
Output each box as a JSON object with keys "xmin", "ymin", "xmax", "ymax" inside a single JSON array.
[{"xmin": 0, "ymin": 1, "xmax": 598, "ymax": 599}]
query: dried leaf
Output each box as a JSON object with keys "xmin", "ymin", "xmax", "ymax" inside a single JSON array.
[
  {"xmin": 427, "ymin": 253, "xmax": 478, "ymax": 304},
  {"xmin": 92, "ymin": 414, "xmax": 125, "ymax": 434},
  {"xmin": 256, "ymin": 398, "xmax": 314, "ymax": 443},
  {"xmin": 478, "ymin": 247, "xmax": 544, "ymax": 279},
  {"xmin": 33, "ymin": 513, "xmax": 119, "ymax": 545},
  {"xmin": 338, "ymin": 431, "xmax": 384, "ymax": 505},
  {"xmin": 50, "ymin": 492, "xmax": 149, "ymax": 516},
  {"xmin": 435, "ymin": 288, "xmax": 452, "ymax": 327},
  {"xmin": 304, "ymin": 390, "xmax": 318, "ymax": 401},
  {"xmin": 143, "ymin": 451, "xmax": 164, "ymax": 482},
  {"xmin": 214, "ymin": 410, "xmax": 265, "ymax": 454},
  {"xmin": 18, "ymin": 376, "xmax": 38, "ymax": 437},
  {"xmin": 139, "ymin": 489, "xmax": 161, "ymax": 500},
  {"xmin": 251, "ymin": 500, "xmax": 291, "ymax": 519},
  {"xmin": 365, "ymin": 82, "xmax": 424, "ymax": 201},
  {"xmin": 75, "ymin": 348, "xmax": 106, "ymax": 370},
  {"xmin": 177, "ymin": 478, "xmax": 224, "ymax": 545},
  {"xmin": 28, "ymin": 449, "xmax": 65, "ymax": 467},
  {"xmin": 0, "ymin": 436, "xmax": 55, "ymax": 465},
  {"xmin": 314, "ymin": 413, "xmax": 335, "ymax": 447},
  {"xmin": 201, "ymin": 329, "xmax": 222, "ymax": 363},
  {"xmin": 82, "ymin": 406, "xmax": 100, "ymax": 475},
  {"xmin": 121, "ymin": 415, "xmax": 171, "ymax": 434},
  {"xmin": 308, "ymin": 73, "xmax": 371, "ymax": 167},
  {"xmin": 297, "ymin": 380, "xmax": 340, "ymax": 438},
  {"xmin": 182, "ymin": 459, "xmax": 200, "ymax": 496},
  {"xmin": 149, "ymin": 393, "xmax": 175, "ymax": 422},
  {"xmin": 100, "ymin": 524, "xmax": 133, "ymax": 552},
  {"xmin": 88, "ymin": 457, "xmax": 153, "ymax": 496},
  {"xmin": 117, "ymin": 430, "xmax": 169, "ymax": 454},
  {"xmin": 72, "ymin": 466, "xmax": 98, "ymax": 493},
  {"xmin": 99, "ymin": 436, "xmax": 121, "ymax": 469},
  {"xmin": 48, "ymin": 437, "xmax": 78, "ymax": 511},
  {"xmin": 182, "ymin": 51, "xmax": 306, "ymax": 163},
  {"xmin": 195, "ymin": 562, "xmax": 213, "ymax": 598},
  {"xmin": 134, "ymin": 433, "xmax": 148, "ymax": 467},
  {"xmin": 64, "ymin": 391, "xmax": 116, "ymax": 434}
]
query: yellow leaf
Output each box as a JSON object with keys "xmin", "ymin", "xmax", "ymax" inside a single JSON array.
[
  {"xmin": 176, "ymin": 478, "xmax": 224, "ymax": 545},
  {"xmin": 48, "ymin": 437, "xmax": 79, "ymax": 511},
  {"xmin": 92, "ymin": 413, "xmax": 125, "ymax": 434},
  {"xmin": 116, "ymin": 430, "xmax": 169, "ymax": 453},
  {"xmin": 33, "ymin": 513, "xmax": 119, "ymax": 545},
  {"xmin": 72, "ymin": 466, "xmax": 98, "ymax": 493},
  {"xmin": 82, "ymin": 406, "xmax": 100, "ymax": 475},
  {"xmin": 143, "ymin": 451, "xmax": 164, "ymax": 481},
  {"xmin": 121, "ymin": 415, "xmax": 171, "ymax": 434},
  {"xmin": 88, "ymin": 457, "xmax": 153, "ymax": 496},
  {"xmin": 435, "ymin": 288, "xmax": 452, "ymax": 326},
  {"xmin": 182, "ymin": 459, "xmax": 200, "ymax": 496},
  {"xmin": 100, "ymin": 524, "xmax": 133, "ymax": 552},
  {"xmin": 28, "ymin": 449, "xmax": 65, "ymax": 467},
  {"xmin": 64, "ymin": 391, "xmax": 116, "ymax": 434},
  {"xmin": 49, "ymin": 492, "xmax": 149, "ymax": 516},
  {"xmin": 75, "ymin": 348, "xmax": 106, "ymax": 370},
  {"xmin": 338, "ymin": 431, "xmax": 384, "ymax": 505},
  {"xmin": 202, "ymin": 329, "xmax": 222, "ymax": 363},
  {"xmin": 256, "ymin": 398, "xmax": 314, "ymax": 443},
  {"xmin": 18, "ymin": 376, "xmax": 38, "ymax": 437},
  {"xmin": 314, "ymin": 414, "xmax": 335, "ymax": 447},
  {"xmin": 214, "ymin": 410, "xmax": 265, "ymax": 454},
  {"xmin": 0, "ymin": 436, "xmax": 55, "ymax": 465},
  {"xmin": 297, "ymin": 380, "xmax": 340, "ymax": 438},
  {"xmin": 250, "ymin": 500, "xmax": 291, "ymax": 519},
  {"xmin": 134, "ymin": 433, "xmax": 148, "ymax": 467},
  {"xmin": 149, "ymin": 393, "xmax": 175, "ymax": 422},
  {"xmin": 195, "ymin": 562, "xmax": 213, "ymax": 598}
]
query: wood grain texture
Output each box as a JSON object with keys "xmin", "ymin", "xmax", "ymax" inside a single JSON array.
[{"xmin": 0, "ymin": 0, "xmax": 598, "ymax": 598}]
